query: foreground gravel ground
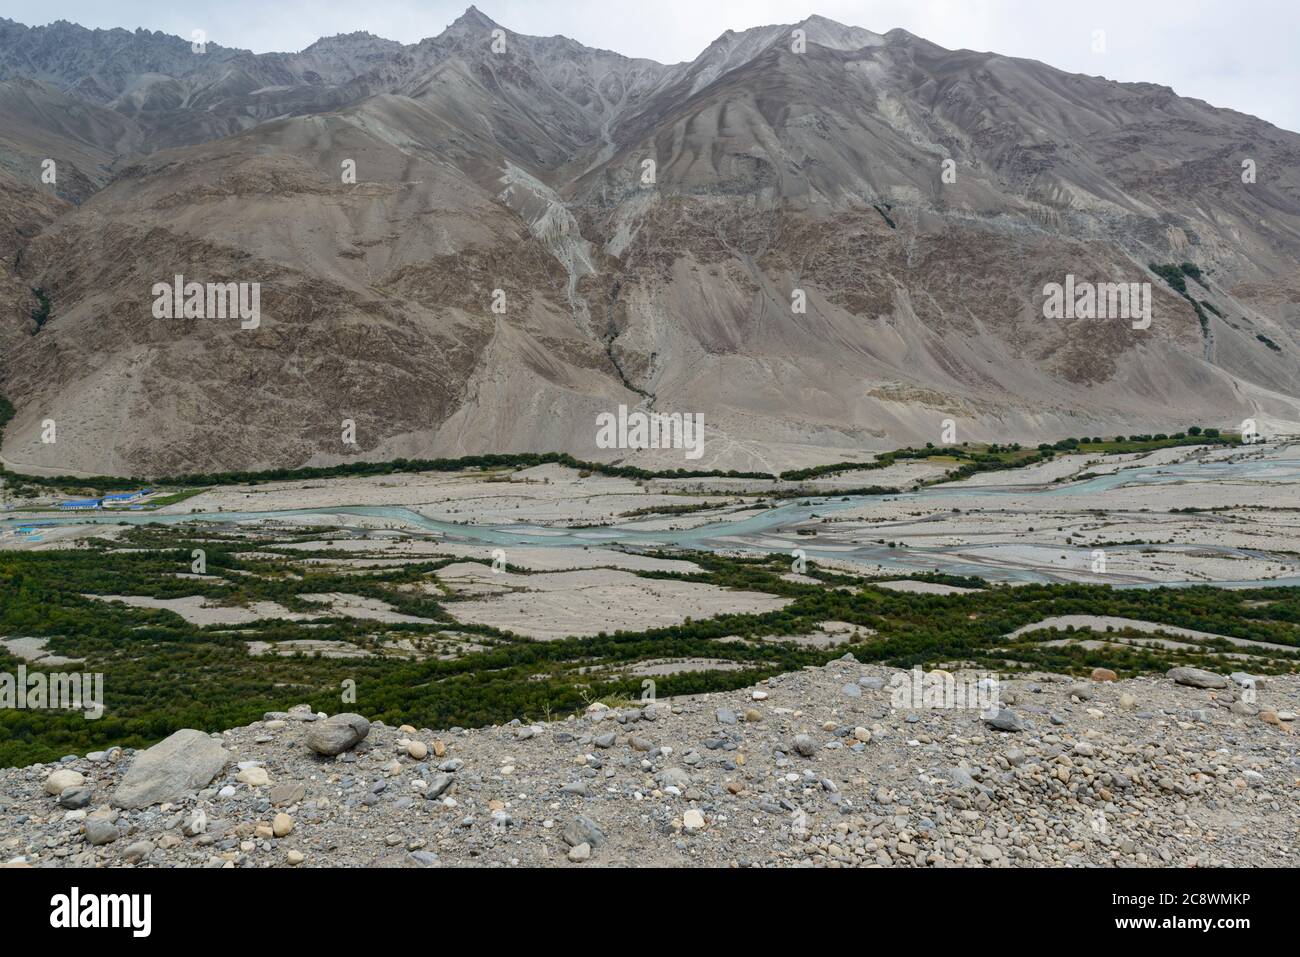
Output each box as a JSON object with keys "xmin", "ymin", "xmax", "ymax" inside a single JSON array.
[{"xmin": 2, "ymin": 659, "xmax": 1297, "ymax": 868}]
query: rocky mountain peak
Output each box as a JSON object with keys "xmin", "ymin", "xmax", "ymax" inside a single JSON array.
[
  {"xmin": 447, "ymin": 5, "xmax": 503, "ymax": 34},
  {"xmin": 794, "ymin": 13, "xmax": 887, "ymax": 49}
]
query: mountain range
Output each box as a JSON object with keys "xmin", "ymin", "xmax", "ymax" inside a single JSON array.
[{"xmin": 1, "ymin": 6, "xmax": 1298, "ymax": 476}]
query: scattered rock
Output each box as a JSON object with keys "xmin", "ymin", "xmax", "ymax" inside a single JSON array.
[
  {"xmin": 983, "ymin": 709, "xmax": 1023, "ymax": 732},
  {"xmin": 792, "ymin": 734, "xmax": 818, "ymax": 757},
  {"xmin": 236, "ymin": 767, "xmax": 270, "ymax": 787},
  {"xmin": 43, "ymin": 769, "xmax": 84, "ymax": 796},
  {"xmin": 305, "ymin": 713, "xmax": 372, "ymax": 756},
  {"xmin": 657, "ymin": 767, "xmax": 691, "ymax": 789},
  {"xmin": 58, "ymin": 786, "xmax": 93, "ymax": 809},
  {"xmin": 948, "ymin": 767, "xmax": 977, "ymax": 789},
  {"xmin": 84, "ymin": 819, "xmax": 119, "ymax": 846},
  {"xmin": 4, "ymin": 662, "xmax": 1297, "ymax": 869},
  {"xmin": 269, "ymin": 782, "xmax": 305, "ymax": 806},
  {"xmin": 562, "ymin": 815, "xmax": 605, "ymax": 849},
  {"xmin": 425, "ymin": 773, "xmax": 454, "ymax": 799},
  {"xmin": 182, "ymin": 809, "xmax": 207, "ymax": 836}
]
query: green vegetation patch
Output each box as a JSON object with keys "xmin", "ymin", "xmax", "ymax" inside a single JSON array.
[
  {"xmin": 1150, "ymin": 264, "xmax": 1211, "ymax": 338},
  {"xmin": 29, "ymin": 288, "xmax": 51, "ymax": 333},
  {"xmin": 1, "ymin": 531, "xmax": 1295, "ymax": 767}
]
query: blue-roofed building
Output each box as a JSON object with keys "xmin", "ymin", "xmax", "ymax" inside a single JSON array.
[
  {"xmin": 60, "ymin": 499, "xmax": 102, "ymax": 510},
  {"xmin": 103, "ymin": 489, "xmax": 148, "ymax": 504}
]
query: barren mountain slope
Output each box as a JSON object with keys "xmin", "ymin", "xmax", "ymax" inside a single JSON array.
[{"xmin": 0, "ymin": 8, "xmax": 1297, "ymax": 476}]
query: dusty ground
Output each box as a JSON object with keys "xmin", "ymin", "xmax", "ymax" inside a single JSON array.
[
  {"xmin": 874, "ymin": 580, "xmax": 979, "ymax": 595},
  {"xmin": 432, "ymin": 564, "xmax": 791, "ymax": 640},
  {"xmin": 0, "ymin": 637, "xmax": 84, "ymax": 666},
  {"xmin": 81, "ymin": 595, "xmax": 312, "ymax": 626},
  {"xmin": 3, "ymin": 661, "xmax": 1296, "ymax": 869}
]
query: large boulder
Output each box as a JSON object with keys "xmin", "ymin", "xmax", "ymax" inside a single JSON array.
[
  {"xmin": 1167, "ymin": 667, "xmax": 1229, "ymax": 690},
  {"xmin": 112, "ymin": 729, "xmax": 229, "ymax": 808},
  {"xmin": 306, "ymin": 713, "xmax": 371, "ymax": 756}
]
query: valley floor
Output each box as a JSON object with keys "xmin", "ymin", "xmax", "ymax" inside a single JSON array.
[
  {"xmin": 5, "ymin": 439, "xmax": 1299, "ymax": 586},
  {"xmin": 1, "ymin": 440, "xmax": 1297, "ymax": 873}
]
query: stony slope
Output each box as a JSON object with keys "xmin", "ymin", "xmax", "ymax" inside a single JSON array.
[
  {"xmin": 1, "ymin": 660, "xmax": 1295, "ymax": 868},
  {"xmin": 1, "ymin": 8, "xmax": 1299, "ymax": 475}
]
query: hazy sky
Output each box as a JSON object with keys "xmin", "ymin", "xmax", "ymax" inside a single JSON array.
[{"xmin": 5, "ymin": 0, "xmax": 1298, "ymax": 132}]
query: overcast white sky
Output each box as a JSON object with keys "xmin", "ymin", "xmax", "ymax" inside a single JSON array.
[{"xmin": 5, "ymin": 0, "xmax": 1298, "ymax": 131}]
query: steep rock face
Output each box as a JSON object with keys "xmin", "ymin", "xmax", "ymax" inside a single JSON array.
[{"xmin": 0, "ymin": 8, "xmax": 1298, "ymax": 476}]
